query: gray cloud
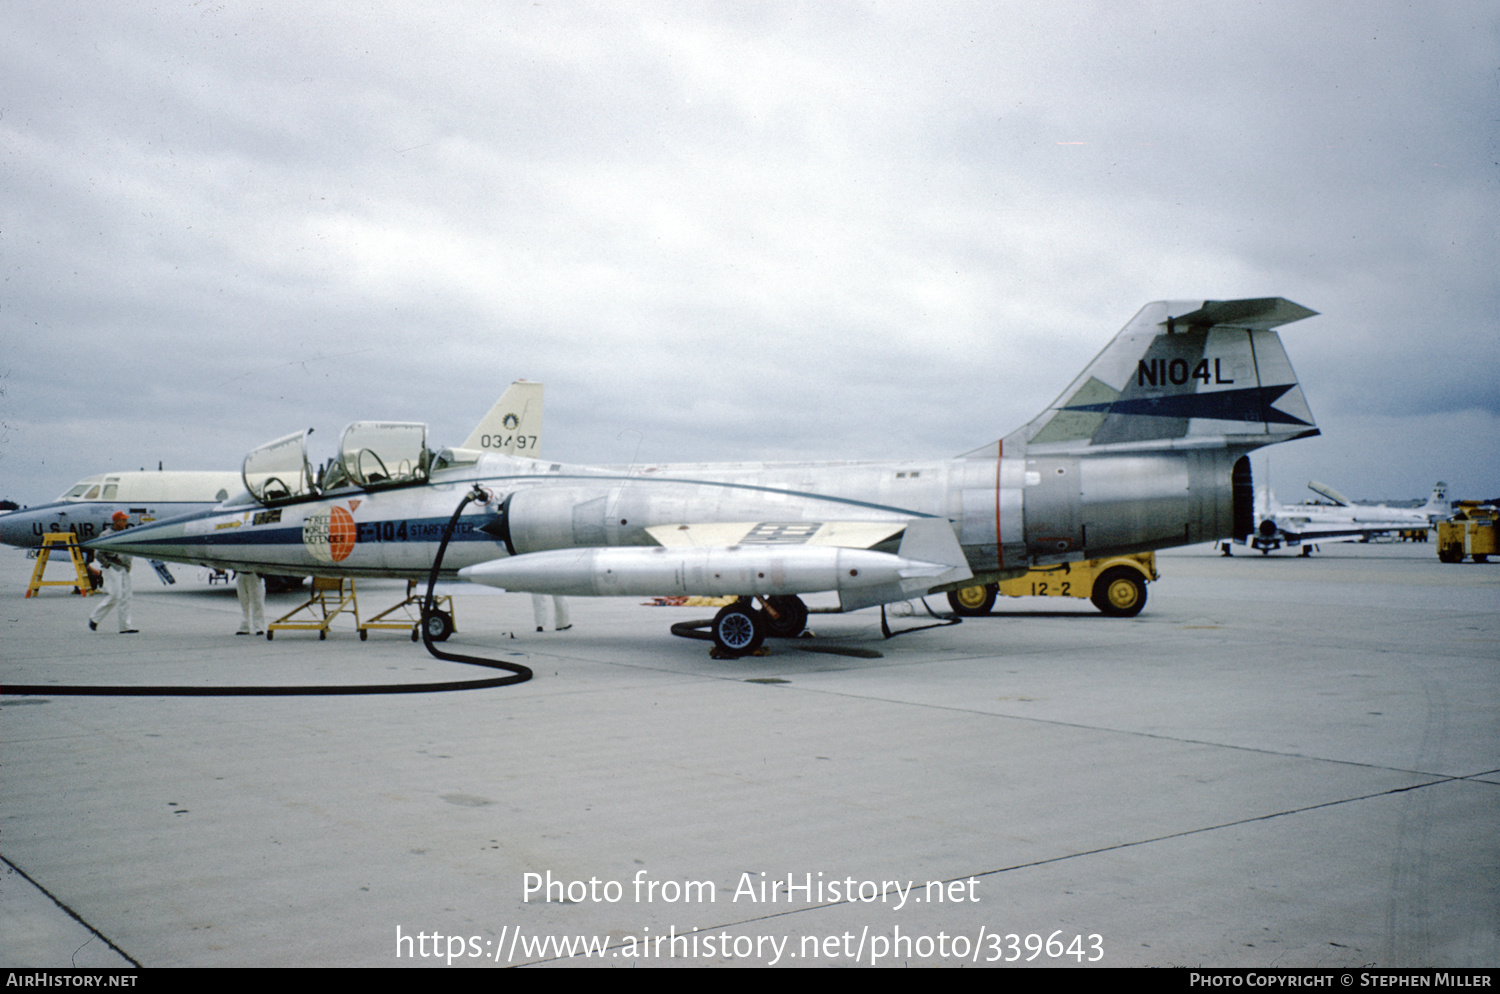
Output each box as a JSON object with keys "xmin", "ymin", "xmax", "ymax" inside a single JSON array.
[{"xmin": 2, "ymin": 1, "xmax": 1495, "ymax": 506}]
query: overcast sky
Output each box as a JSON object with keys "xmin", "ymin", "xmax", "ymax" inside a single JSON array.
[{"xmin": 3, "ymin": 1, "xmax": 1496, "ymax": 508}]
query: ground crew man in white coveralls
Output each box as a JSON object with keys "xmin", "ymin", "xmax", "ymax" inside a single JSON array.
[
  {"xmin": 531, "ymin": 594, "xmax": 571, "ymax": 633},
  {"xmin": 89, "ymin": 512, "xmax": 138, "ymax": 633},
  {"xmin": 235, "ymin": 572, "xmax": 266, "ymax": 635}
]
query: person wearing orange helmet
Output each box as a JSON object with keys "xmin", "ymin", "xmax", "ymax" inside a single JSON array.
[{"xmin": 88, "ymin": 512, "xmax": 138, "ymax": 634}]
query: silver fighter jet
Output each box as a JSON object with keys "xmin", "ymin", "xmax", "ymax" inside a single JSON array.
[{"xmin": 91, "ymin": 298, "xmax": 1320, "ymax": 655}]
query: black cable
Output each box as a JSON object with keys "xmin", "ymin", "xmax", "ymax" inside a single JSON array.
[
  {"xmin": 2, "ymin": 487, "xmax": 532, "ymax": 696},
  {"xmin": 417, "ymin": 487, "xmax": 532, "ymax": 686}
]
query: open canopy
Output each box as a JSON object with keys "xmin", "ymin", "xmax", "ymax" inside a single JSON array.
[
  {"xmin": 325, "ymin": 422, "xmax": 429, "ymax": 491},
  {"xmin": 242, "ymin": 430, "xmax": 316, "ymax": 504}
]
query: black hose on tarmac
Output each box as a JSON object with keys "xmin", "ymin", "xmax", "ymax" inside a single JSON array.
[{"xmin": 416, "ymin": 487, "xmax": 532, "ymax": 686}]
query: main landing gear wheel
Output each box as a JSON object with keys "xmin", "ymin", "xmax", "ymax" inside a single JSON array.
[
  {"xmin": 1091, "ymin": 567, "xmax": 1146, "ymax": 617},
  {"xmin": 422, "ymin": 609, "xmax": 454, "ymax": 642},
  {"xmin": 761, "ymin": 595, "xmax": 809, "ymax": 638},
  {"xmin": 946, "ymin": 583, "xmax": 997, "ymax": 616},
  {"xmin": 711, "ymin": 601, "xmax": 765, "ymax": 657}
]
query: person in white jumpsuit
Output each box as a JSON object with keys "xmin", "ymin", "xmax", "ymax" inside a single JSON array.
[
  {"xmin": 236, "ymin": 572, "xmax": 266, "ymax": 635},
  {"xmin": 88, "ymin": 512, "xmax": 137, "ymax": 633},
  {"xmin": 531, "ymin": 594, "xmax": 571, "ymax": 633}
]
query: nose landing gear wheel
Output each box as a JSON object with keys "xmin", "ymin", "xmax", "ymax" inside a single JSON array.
[
  {"xmin": 422, "ymin": 609, "xmax": 454, "ymax": 642},
  {"xmin": 711, "ymin": 602, "xmax": 765, "ymax": 657}
]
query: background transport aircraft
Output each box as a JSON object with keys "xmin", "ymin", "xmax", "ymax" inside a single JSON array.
[
  {"xmin": 1230, "ymin": 480, "xmax": 1448, "ymax": 555},
  {"xmin": 0, "ymin": 470, "xmax": 243, "ymax": 549},
  {"xmin": 92, "ymin": 297, "xmax": 1320, "ymax": 656}
]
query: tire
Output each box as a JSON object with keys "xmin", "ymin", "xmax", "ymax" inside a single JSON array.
[
  {"xmin": 1438, "ymin": 544, "xmax": 1463, "ymax": 564},
  {"xmin": 359, "ymin": 629, "xmax": 368, "ymax": 641},
  {"xmin": 762, "ymin": 595, "xmax": 809, "ymax": 638},
  {"xmin": 423, "ymin": 609, "xmax": 454, "ymax": 642},
  {"xmin": 1091, "ymin": 567, "xmax": 1147, "ymax": 617},
  {"xmin": 711, "ymin": 603, "xmax": 765, "ymax": 657},
  {"xmin": 1476, "ymin": 554, "xmax": 1490, "ymax": 564},
  {"xmin": 946, "ymin": 584, "xmax": 997, "ymax": 617}
]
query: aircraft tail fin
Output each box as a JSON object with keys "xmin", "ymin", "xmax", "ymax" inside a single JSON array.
[
  {"xmin": 461, "ymin": 381, "xmax": 544, "ymax": 457},
  {"xmin": 976, "ymin": 297, "xmax": 1319, "ymax": 455},
  {"xmin": 1257, "ymin": 484, "xmax": 1278, "ymax": 518},
  {"xmin": 1424, "ymin": 482, "xmax": 1448, "ymax": 513}
]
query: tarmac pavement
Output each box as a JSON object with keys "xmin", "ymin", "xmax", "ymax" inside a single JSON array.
[{"xmin": 1, "ymin": 541, "xmax": 1495, "ymax": 967}]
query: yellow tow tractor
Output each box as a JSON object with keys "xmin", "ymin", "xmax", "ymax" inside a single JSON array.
[
  {"xmin": 945, "ymin": 552, "xmax": 1157, "ymax": 618},
  {"xmin": 1437, "ymin": 502, "xmax": 1497, "ymax": 563}
]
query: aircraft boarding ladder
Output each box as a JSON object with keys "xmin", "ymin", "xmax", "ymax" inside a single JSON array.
[{"xmin": 25, "ymin": 532, "xmax": 94, "ymax": 598}]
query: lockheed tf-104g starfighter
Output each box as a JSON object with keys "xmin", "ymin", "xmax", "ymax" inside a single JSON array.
[{"xmin": 91, "ymin": 298, "xmax": 1320, "ymax": 656}]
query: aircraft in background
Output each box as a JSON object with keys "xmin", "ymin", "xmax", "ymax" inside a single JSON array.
[
  {"xmin": 92, "ymin": 297, "xmax": 1320, "ymax": 656},
  {"xmin": 1229, "ymin": 480, "xmax": 1449, "ymax": 555},
  {"xmin": 0, "ymin": 469, "xmax": 243, "ymax": 549}
]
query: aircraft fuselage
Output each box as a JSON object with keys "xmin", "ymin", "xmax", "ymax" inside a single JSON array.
[{"xmin": 87, "ymin": 445, "xmax": 1245, "ymax": 592}]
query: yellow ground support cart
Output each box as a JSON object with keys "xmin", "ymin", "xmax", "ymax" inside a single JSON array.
[
  {"xmin": 267, "ymin": 576, "xmax": 359, "ymax": 640},
  {"xmin": 945, "ymin": 552, "xmax": 1158, "ymax": 617},
  {"xmin": 358, "ymin": 581, "xmax": 456, "ymax": 642},
  {"xmin": 1437, "ymin": 503, "xmax": 1496, "ymax": 563}
]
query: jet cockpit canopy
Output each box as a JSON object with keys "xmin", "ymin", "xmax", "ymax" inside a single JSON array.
[
  {"xmin": 325, "ymin": 421, "xmax": 430, "ymax": 491},
  {"xmin": 243, "ymin": 429, "xmax": 317, "ymax": 504}
]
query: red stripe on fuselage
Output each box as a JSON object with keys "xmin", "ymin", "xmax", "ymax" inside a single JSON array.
[{"xmin": 994, "ymin": 439, "xmax": 1004, "ymax": 568}]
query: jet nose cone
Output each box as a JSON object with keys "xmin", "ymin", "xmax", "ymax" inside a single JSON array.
[{"xmin": 0, "ymin": 508, "xmax": 56, "ymax": 549}]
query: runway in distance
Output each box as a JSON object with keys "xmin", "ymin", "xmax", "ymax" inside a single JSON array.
[
  {"xmin": 92, "ymin": 297, "xmax": 1320, "ymax": 656},
  {"xmin": 1229, "ymin": 480, "xmax": 1448, "ymax": 556}
]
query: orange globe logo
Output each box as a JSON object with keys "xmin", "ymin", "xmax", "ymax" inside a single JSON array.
[
  {"xmin": 303, "ymin": 505, "xmax": 358, "ymax": 563},
  {"xmin": 327, "ymin": 505, "xmax": 356, "ymax": 561}
]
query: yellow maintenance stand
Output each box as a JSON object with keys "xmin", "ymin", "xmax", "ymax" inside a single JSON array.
[
  {"xmin": 266, "ymin": 576, "xmax": 360, "ymax": 640},
  {"xmin": 358, "ymin": 581, "xmax": 456, "ymax": 642},
  {"xmin": 1437, "ymin": 503, "xmax": 1497, "ymax": 563},
  {"xmin": 945, "ymin": 552, "xmax": 1158, "ymax": 617},
  {"xmin": 25, "ymin": 532, "xmax": 94, "ymax": 598}
]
